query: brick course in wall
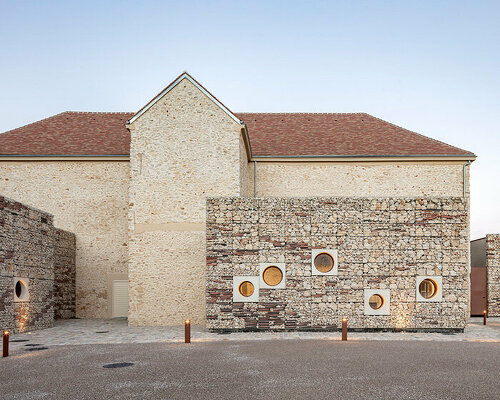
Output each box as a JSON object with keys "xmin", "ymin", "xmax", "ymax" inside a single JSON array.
[
  {"xmin": 0, "ymin": 195, "xmax": 76, "ymax": 333},
  {"xmin": 486, "ymin": 234, "xmax": 500, "ymax": 316},
  {"xmin": 206, "ymin": 197, "xmax": 469, "ymax": 332}
]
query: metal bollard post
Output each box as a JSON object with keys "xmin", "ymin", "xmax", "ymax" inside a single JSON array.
[
  {"xmin": 341, "ymin": 318, "xmax": 347, "ymax": 341},
  {"xmin": 3, "ymin": 330, "xmax": 9, "ymax": 357},
  {"xmin": 483, "ymin": 310, "xmax": 487, "ymax": 326},
  {"xmin": 185, "ymin": 320, "xmax": 191, "ymax": 343}
]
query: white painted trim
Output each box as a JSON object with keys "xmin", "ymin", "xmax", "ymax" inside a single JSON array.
[{"xmin": 127, "ymin": 72, "xmax": 244, "ymax": 125}]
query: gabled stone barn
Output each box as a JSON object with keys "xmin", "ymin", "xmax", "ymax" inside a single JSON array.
[{"xmin": 0, "ymin": 72, "xmax": 476, "ymax": 330}]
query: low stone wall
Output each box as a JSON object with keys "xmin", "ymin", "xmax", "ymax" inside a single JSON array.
[
  {"xmin": 486, "ymin": 234, "xmax": 500, "ymax": 316},
  {"xmin": 206, "ymin": 197, "xmax": 469, "ymax": 331},
  {"xmin": 54, "ymin": 228, "xmax": 76, "ymax": 319},
  {"xmin": 0, "ymin": 195, "xmax": 76, "ymax": 333}
]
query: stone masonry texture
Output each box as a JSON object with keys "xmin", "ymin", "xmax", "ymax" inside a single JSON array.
[
  {"xmin": 0, "ymin": 195, "xmax": 75, "ymax": 333},
  {"xmin": 206, "ymin": 197, "xmax": 469, "ymax": 331},
  {"xmin": 54, "ymin": 228, "xmax": 76, "ymax": 319},
  {"xmin": 486, "ymin": 234, "xmax": 500, "ymax": 316}
]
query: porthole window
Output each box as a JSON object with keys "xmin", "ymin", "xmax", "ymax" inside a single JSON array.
[
  {"xmin": 259, "ymin": 263, "xmax": 286, "ymax": 289},
  {"xmin": 416, "ymin": 276, "xmax": 442, "ymax": 302},
  {"xmin": 364, "ymin": 289, "xmax": 390, "ymax": 315},
  {"xmin": 262, "ymin": 266, "xmax": 283, "ymax": 286},
  {"xmin": 419, "ymin": 279, "xmax": 437, "ymax": 299},
  {"xmin": 13, "ymin": 278, "xmax": 29, "ymax": 302},
  {"xmin": 238, "ymin": 281, "xmax": 255, "ymax": 297},
  {"xmin": 311, "ymin": 249, "xmax": 338, "ymax": 276},
  {"xmin": 368, "ymin": 294, "xmax": 384, "ymax": 310},
  {"xmin": 233, "ymin": 276, "xmax": 259, "ymax": 302},
  {"xmin": 314, "ymin": 253, "xmax": 334, "ymax": 273}
]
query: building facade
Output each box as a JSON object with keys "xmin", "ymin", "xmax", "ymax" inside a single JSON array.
[{"xmin": 0, "ymin": 72, "xmax": 476, "ymax": 330}]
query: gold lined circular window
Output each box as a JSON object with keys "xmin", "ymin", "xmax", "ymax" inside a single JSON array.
[
  {"xmin": 368, "ymin": 294, "xmax": 384, "ymax": 310},
  {"xmin": 262, "ymin": 266, "xmax": 283, "ymax": 286},
  {"xmin": 419, "ymin": 279, "xmax": 438, "ymax": 299},
  {"xmin": 238, "ymin": 281, "xmax": 255, "ymax": 297},
  {"xmin": 314, "ymin": 253, "xmax": 334, "ymax": 273}
]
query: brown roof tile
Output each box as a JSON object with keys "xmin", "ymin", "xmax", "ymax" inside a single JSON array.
[
  {"xmin": 0, "ymin": 112, "xmax": 133, "ymax": 155},
  {"xmin": 236, "ymin": 113, "xmax": 474, "ymax": 157},
  {"xmin": 0, "ymin": 111, "xmax": 475, "ymax": 158}
]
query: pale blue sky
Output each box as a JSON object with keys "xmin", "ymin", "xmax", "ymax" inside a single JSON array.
[{"xmin": 1, "ymin": 1, "xmax": 498, "ymax": 239}]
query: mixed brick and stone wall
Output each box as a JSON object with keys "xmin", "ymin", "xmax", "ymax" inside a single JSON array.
[
  {"xmin": 54, "ymin": 228, "xmax": 76, "ymax": 319},
  {"xmin": 0, "ymin": 195, "xmax": 75, "ymax": 333},
  {"xmin": 486, "ymin": 234, "xmax": 500, "ymax": 316},
  {"xmin": 206, "ymin": 197, "xmax": 469, "ymax": 331}
]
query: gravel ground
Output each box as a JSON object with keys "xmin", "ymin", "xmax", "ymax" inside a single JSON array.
[{"xmin": 1, "ymin": 340, "xmax": 499, "ymax": 400}]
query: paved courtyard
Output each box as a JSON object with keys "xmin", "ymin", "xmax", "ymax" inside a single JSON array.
[
  {"xmin": 4, "ymin": 317, "xmax": 500, "ymax": 349},
  {"xmin": 1, "ymin": 339, "xmax": 499, "ymax": 399}
]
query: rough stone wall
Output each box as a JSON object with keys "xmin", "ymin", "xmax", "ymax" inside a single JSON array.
[
  {"xmin": 0, "ymin": 195, "xmax": 55, "ymax": 333},
  {"xmin": 128, "ymin": 77, "xmax": 246, "ymax": 326},
  {"xmin": 0, "ymin": 161, "xmax": 129, "ymax": 318},
  {"xmin": 54, "ymin": 228, "xmax": 76, "ymax": 319},
  {"xmin": 255, "ymin": 162, "xmax": 466, "ymax": 197},
  {"xmin": 486, "ymin": 234, "xmax": 500, "ymax": 316},
  {"xmin": 207, "ymin": 197, "xmax": 469, "ymax": 331},
  {"xmin": 239, "ymin": 135, "xmax": 254, "ymax": 196}
]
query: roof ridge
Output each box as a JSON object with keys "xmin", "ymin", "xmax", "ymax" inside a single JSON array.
[
  {"xmin": 364, "ymin": 113, "xmax": 476, "ymax": 156},
  {"xmin": 62, "ymin": 111, "xmax": 134, "ymax": 114},
  {"xmin": 236, "ymin": 112, "xmax": 365, "ymax": 115}
]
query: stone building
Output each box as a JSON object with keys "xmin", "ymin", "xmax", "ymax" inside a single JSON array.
[{"xmin": 0, "ymin": 72, "xmax": 476, "ymax": 330}]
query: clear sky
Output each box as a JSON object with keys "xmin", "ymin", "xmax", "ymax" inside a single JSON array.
[{"xmin": 1, "ymin": 1, "xmax": 498, "ymax": 239}]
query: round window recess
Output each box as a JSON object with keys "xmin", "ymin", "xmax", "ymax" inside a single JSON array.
[
  {"xmin": 419, "ymin": 279, "xmax": 438, "ymax": 299},
  {"xmin": 262, "ymin": 266, "xmax": 283, "ymax": 286},
  {"xmin": 15, "ymin": 280, "xmax": 29, "ymax": 301},
  {"xmin": 314, "ymin": 253, "xmax": 334, "ymax": 273},
  {"xmin": 238, "ymin": 281, "xmax": 255, "ymax": 297},
  {"xmin": 368, "ymin": 294, "xmax": 384, "ymax": 310}
]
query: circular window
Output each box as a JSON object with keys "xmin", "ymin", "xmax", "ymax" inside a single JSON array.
[
  {"xmin": 314, "ymin": 253, "xmax": 334, "ymax": 273},
  {"xmin": 368, "ymin": 294, "xmax": 384, "ymax": 310},
  {"xmin": 419, "ymin": 279, "xmax": 438, "ymax": 299},
  {"xmin": 238, "ymin": 281, "xmax": 255, "ymax": 297},
  {"xmin": 15, "ymin": 280, "xmax": 28, "ymax": 301},
  {"xmin": 262, "ymin": 266, "xmax": 283, "ymax": 286}
]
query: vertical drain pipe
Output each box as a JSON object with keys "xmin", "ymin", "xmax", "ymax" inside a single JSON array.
[
  {"xmin": 254, "ymin": 161, "xmax": 257, "ymax": 197},
  {"xmin": 463, "ymin": 160, "xmax": 471, "ymax": 197}
]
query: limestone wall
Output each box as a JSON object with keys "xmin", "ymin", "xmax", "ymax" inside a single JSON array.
[
  {"xmin": 486, "ymin": 234, "xmax": 500, "ymax": 316},
  {"xmin": 128, "ymin": 77, "xmax": 246, "ymax": 326},
  {"xmin": 0, "ymin": 161, "xmax": 129, "ymax": 318},
  {"xmin": 255, "ymin": 162, "xmax": 467, "ymax": 197},
  {"xmin": 207, "ymin": 197, "xmax": 469, "ymax": 331}
]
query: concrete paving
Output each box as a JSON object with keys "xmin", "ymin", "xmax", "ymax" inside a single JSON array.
[
  {"xmin": 1, "ymin": 340, "xmax": 499, "ymax": 399},
  {"xmin": 5, "ymin": 317, "xmax": 500, "ymax": 350}
]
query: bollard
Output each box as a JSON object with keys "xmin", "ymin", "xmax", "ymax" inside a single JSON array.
[
  {"xmin": 3, "ymin": 330, "xmax": 9, "ymax": 357},
  {"xmin": 483, "ymin": 310, "xmax": 487, "ymax": 326},
  {"xmin": 341, "ymin": 318, "xmax": 347, "ymax": 341},
  {"xmin": 185, "ymin": 320, "xmax": 191, "ymax": 343}
]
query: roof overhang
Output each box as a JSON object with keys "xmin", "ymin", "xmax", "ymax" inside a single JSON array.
[
  {"xmin": 0, "ymin": 155, "xmax": 129, "ymax": 161},
  {"xmin": 250, "ymin": 155, "xmax": 477, "ymax": 162},
  {"xmin": 127, "ymin": 72, "xmax": 244, "ymax": 126}
]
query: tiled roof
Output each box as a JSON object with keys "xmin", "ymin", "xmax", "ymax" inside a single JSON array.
[
  {"xmin": 236, "ymin": 113, "xmax": 475, "ymax": 157},
  {"xmin": 0, "ymin": 111, "xmax": 475, "ymax": 158},
  {"xmin": 0, "ymin": 112, "xmax": 133, "ymax": 155}
]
